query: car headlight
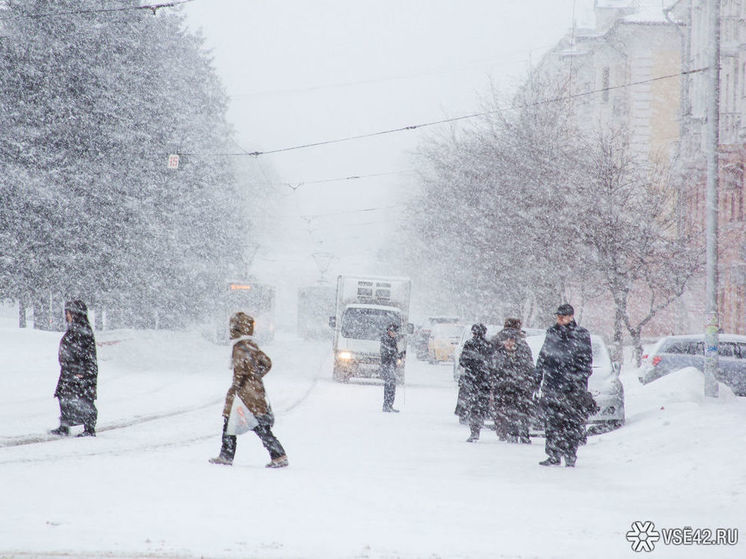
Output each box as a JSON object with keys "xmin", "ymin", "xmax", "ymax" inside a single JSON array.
[{"xmin": 337, "ymin": 351, "xmax": 353, "ymax": 361}]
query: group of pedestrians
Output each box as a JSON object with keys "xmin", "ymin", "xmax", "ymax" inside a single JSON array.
[
  {"xmin": 48, "ymin": 298, "xmax": 594, "ymax": 469},
  {"xmin": 49, "ymin": 302, "xmax": 288, "ymax": 469},
  {"xmin": 455, "ymin": 304, "xmax": 598, "ymax": 467}
]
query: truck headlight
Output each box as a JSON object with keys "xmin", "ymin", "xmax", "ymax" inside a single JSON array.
[{"xmin": 337, "ymin": 351, "xmax": 353, "ymax": 361}]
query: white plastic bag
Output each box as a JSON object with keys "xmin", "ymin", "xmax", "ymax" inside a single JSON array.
[{"xmin": 225, "ymin": 396, "xmax": 258, "ymax": 435}]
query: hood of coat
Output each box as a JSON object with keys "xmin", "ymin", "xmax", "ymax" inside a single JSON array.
[{"xmin": 229, "ymin": 312, "xmax": 254, "ymax": 338}]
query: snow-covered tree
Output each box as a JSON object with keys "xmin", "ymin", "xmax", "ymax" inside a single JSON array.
[
  {"xmin": 403, "ymin": 70, "xmax": 700, "ymax": 351},
  {"xmin": 573, "ymin": 129, "xmax": 702, "ymax": 363},
  {"xmin": 0, "ymin": 0, "xmax": 249, "ymax": 328}
]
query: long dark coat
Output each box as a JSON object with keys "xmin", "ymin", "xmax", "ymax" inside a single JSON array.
[
  {"xmin": 535, "ymin": 320, "xmax": 595, "ymax": 453},
  {"xmin": 455, "ymin": 334, "xmax": 493, "ymax": 419},
  {"xmin": 380, "ymin": 332, "xmax": 403, "ymax": 381},
  {"xmin": 492, "ymin": 338, "xmax": 539, "ymax": 431},
  {"xmin": 55, "ymin": 320, "xmax": 98, "ymax": 401}
]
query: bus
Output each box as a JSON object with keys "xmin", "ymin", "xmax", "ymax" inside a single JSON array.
[{"xmin": 217, "ymin": 280, "xmax": 276, "ymax": 343}]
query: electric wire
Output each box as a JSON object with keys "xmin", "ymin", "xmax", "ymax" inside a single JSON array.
[{"xmin": 181, "ymin": 66, "xmax": 710, "ymax": 158}]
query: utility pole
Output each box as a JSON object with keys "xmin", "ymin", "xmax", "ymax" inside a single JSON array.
[{"xmin": 704, "ymin": 0, "xmax": 721, "ymax": 398}]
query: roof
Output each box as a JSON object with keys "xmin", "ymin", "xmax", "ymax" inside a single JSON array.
[
  {"xmin": 345, "ymin": 303, "xmax": 402, "ymax": 312},
  {"xmin": 596, "ymin": 0, "xmax": 678, "ymax": 25}
]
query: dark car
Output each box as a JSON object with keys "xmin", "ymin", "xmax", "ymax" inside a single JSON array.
[
  {"xmin": 412, "ymin": 326, "xmax": 432, "ymax": 360},
  {"xmin": 638, "ymin": 334, "xmax": 746, "ymax": 396}
]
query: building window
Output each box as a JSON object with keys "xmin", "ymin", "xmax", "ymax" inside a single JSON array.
[
  {"xmin": 723, "ymin": 162, "xmax": 743, "ymax": 192},
  {"xmin": 602, "ymin": 67, "xmax": 610, "ymax": 103}
]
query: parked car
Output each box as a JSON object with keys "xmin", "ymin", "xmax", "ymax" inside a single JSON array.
[
  {"xmin": 428, "ymin": 322, "xmax": 465, "ymax": 363},
  {"xmin": 526, "ymin": 333, "xmax": 625, "ymax": 432},
  {"xmin": 638, "ymin": 334, "xmax": 746, "ymax": 396}
]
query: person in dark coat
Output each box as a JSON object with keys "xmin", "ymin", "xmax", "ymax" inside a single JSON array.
[
  {"xmin": 380, "ymin": 323, "xmax": 404, "ymax": 412},
  {"xmin": 492, "ymin": 326, "xmax": 538, "ymax": 444},
  {"xmin": 535, "ymin": 304, "xmax": 596, "ymax": 467},
  {"xmin": 489, "ymin": 318, "xmax": 528, "ymax": 439},
  {"xmin": 458, "ymin": 323, "xmax": 494, "ymax": 442},
  {"xmin": 210, "ymin": 312, "xmax": 288, "ymax": 468},
  {"xmin": 50, "ymin": 300, "xmax": 98, "ymax": 437}
]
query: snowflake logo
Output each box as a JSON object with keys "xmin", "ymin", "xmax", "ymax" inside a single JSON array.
[{"xmin": 626, "ymin": 521, "xmax": 661, "ymax": 552}]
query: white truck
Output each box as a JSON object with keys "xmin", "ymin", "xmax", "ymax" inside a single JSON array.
[{"xmin": 329, "ymin": 275, "xmax": 412, "ymax": 383}]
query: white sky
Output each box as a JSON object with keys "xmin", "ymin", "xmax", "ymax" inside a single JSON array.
[{"xmin": 182, "ymin": 0, "xmax": 596, "ymax": 318}]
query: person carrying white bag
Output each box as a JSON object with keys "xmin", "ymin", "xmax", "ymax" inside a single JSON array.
[{"xmin": 209, "ymin": 312, "xmax": 288, "ymax": 468}]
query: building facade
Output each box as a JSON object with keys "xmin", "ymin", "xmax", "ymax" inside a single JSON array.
[
  {"xmin": 670, "ymin": 0, "xmax": 746, "ymax": 335},
  {"xmin": 533, "ymin": 1, "xmax": 687, "ymax": 338}
]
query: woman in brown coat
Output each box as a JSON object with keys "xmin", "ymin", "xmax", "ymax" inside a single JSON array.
[{"xmin": 209, "ymin": 312, "xmax": 288, "ymax": 468}]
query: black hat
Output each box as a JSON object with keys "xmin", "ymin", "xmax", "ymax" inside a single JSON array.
[
  {"xmin": 471, "ymin": 323, "xmax": 487, "ymax": 337},
  {"xmin": 555, "ymin": 303, "xmax": 574, "ymax": 316},
  {"xmin": 503, "ymin": 318, "xmax": 521, "ymax": 330},
  {"xmin": 387, "ymin": 323, "xmax": 399, "ymax": 332},
  {"xmin": 64, "ymin": 300, "xmax": 88, "ymax": 316}
]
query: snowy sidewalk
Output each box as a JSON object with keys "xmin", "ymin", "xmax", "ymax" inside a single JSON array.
[{"xmin": 1, "ymin": 326, "xmax": 744, "ymax": 558}]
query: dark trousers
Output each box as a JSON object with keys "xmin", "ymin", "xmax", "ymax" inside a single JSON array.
[
  {"xmin": 544, "ymin": 408, "xmax": 585, "ymax": 460},
  {"xmin": 468, "ymin": 389, "xmax": 490, "ymax": 436},
  {"xmin": 218, "ymin": 417, "xmax": 285, "ymax": 462},
  {"xmin": 381, "ymin": 365, "xmax": 397, "ymax": 409},
  {"xmin": 59, "ymin": 397, "xmax": 97, "ymax": 432}
]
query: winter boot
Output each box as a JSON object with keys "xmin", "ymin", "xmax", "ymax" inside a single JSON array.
[
  {"xmin": 564, "ymin": 454, "xmax": 577, "ymax": 468},
  {"xmin": 76, "ymin": 429, "xmax": 96, "ymax": 437},
  {"xmin": 382, "ymin": 406, "xmax": 400, "ymax": 413},
  {"xmin": 466, "ymin": 426, "xmax": 480, "ymax": 442},
  {"xmin": 209, "ymin": 427, "xmax": 236, "ymax": 466},
  {"xmin": 49, "ymin": 426, "xmax": 70, "ymax": 437},
  {"xmin": 266, "ymin": 455, "xmax": 289, "ymax": 468},
  {"xmin": 539, "ymin": 456, "xmax": 561, "ymax": 466}
]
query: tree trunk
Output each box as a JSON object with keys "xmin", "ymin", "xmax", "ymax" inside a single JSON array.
[
  {"xmin": 632, "ymin": 329, "xmax": 643, "ymax": 367},
  {"xmin": 18, "ymin": 298, "xmax": 27, "ymax": 328},
  {"xmin": 33, "ymin": 293, "xmax": 50, "ymax": 331},
  {"xmin": 612, "ymin": 302, "xmax": 625, "ymax": 364}
]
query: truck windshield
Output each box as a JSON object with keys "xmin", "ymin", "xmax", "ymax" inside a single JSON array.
[{"xmin": 341, "ymin": 308, "xmax": 401, "ymax": 341}]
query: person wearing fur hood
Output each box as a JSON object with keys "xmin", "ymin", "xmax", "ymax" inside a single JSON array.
[
  {"xmin": 491, "ymin": 318, "xmax": 539, "ymax": 444},
  {"xmin": 50, "ymin": 300, "xmax": 99, "ymax": 437},
  {"xmin": 209, "ymin": 312, "xmax": 288, "ymax": 468}
]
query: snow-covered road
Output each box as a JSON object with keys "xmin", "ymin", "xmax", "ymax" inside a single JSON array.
[{"xmin": 1, "ymin": 324, "xmax": 744, "ymax": 559}]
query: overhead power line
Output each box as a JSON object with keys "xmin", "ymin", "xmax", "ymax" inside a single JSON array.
[
  {"xmin": 181, "ymin": 67, "xmax": 709, "ymax": 159},
  {"xmin": 271, "ymin": 169, "xmax": 415, "ymax": 192},
  {"xmin": 249, "ymin": 204, "xmax": 401, "ymax": 221},
  {"xmin": 0, "ymin": 0, "xmax": 195, "ymax": 19}
]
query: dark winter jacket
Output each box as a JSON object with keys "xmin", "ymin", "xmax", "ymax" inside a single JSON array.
[
  {"xmin": 492, "ymin": 338, "xmax": 538, "ymax": 397},
  {"xmin": 535, "ymin": 320, "xmax": 592, "ymax": 396},
  {"xmin": 380, "ymin": 333, "xmax": 403, "ymax": 368},
  {"xmin": 222, "ymin": 336, "xmax": 273, "ymax": 418},
  {"xmin": 55, "ymin": 320, "xmax": 98, "ymax": 401},
  {"xmin": 459, "ymin": 335, "xmax": 493, "ymax": 392}
]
